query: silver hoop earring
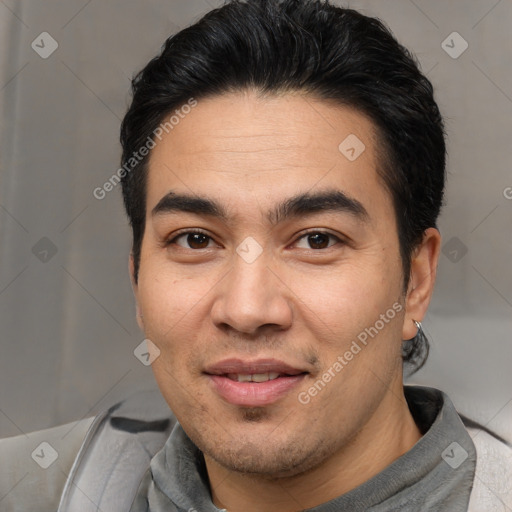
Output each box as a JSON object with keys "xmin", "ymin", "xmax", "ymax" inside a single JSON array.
[{"xmin": 413, "ymin": 320, "xmax": 422, "ymax": 336}]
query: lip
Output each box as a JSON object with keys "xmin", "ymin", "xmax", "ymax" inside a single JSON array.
[
  {"xmin": 204, "ymin": 358, "xmax": 306, "ymax": 376},
  {"xmin": 204, "ymin": 358, "xmax": 308, "ymax": 407}
]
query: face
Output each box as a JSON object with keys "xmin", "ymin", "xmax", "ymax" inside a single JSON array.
[{"xmin": 132, "ymin": 90, "xmax": 412, "ymax": 477}]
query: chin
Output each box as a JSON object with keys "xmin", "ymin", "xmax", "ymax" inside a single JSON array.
[{"xmin": 191, "ymin": 425, "xmax": 332, "ymax": 479}]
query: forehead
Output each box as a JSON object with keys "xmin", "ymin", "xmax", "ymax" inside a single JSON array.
[{"xmin": 145, "ymin": 90, "xmax": 390, "ymax": 219}]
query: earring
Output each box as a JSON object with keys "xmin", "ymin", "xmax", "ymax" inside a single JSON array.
[{"xmin": 413, "ymin": 320, "xmax": 422, "ymax": 336}]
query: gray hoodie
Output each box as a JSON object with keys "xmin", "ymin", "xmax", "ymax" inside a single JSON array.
[{"xmin": 1, "ymin": 387, "xmax": 510, "ymax": 511}]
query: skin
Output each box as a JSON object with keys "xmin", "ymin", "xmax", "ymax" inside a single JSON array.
[{"xmin": 130, "ymin": 90, "xmax": 441, "ymax": 511}]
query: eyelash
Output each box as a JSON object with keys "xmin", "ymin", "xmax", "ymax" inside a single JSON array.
[{"xmin": 165, "ymin": 229, "xmax": 345, "ymax": 250}]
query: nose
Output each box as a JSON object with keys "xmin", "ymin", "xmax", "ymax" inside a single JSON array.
[{"xmin": 210, "ymin": 250, "xmax": 293, "ymax": 336}]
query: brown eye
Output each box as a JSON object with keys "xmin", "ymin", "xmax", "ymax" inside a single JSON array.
[
  {"xmin": 170, "ymin": 231, "xmax": 214, "ymax": 249},
  {"xmin": 295, "ymin": 231, "xmax": 340, "ymax": 250},
  {"xmin": 307, "ymin": 233, "xmax": 331, "ymax": 249},
  {"xmin": 187, "ymin": 233, "xmax": 210, "ymax": 249}
]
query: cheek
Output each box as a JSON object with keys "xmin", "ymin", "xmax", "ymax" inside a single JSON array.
[
  {"xmin": 136, "ymin": 267, "xmax": 207, "ymax": 344},
  {"xmin": 290, "ymin": 260, "xmax": 401, "ymax": 330}
]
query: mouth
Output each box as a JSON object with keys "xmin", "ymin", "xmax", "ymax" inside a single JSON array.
[
  {"xmin": 226, "ymin": 372, "xmax": 285, "ymax": 382},
  {"xmin": 204, "ymin": 359, "xmax": 308, "ymax": 406}
]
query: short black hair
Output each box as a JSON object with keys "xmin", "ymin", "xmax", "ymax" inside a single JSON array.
[{"xmin": 120, "ymin": 0, "xmax": 445, "ymax": 374}]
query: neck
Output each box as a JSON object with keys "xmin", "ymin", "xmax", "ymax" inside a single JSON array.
[{"xmin": 206, "ymin": 383, "xmax": 422, "ymax": 512}]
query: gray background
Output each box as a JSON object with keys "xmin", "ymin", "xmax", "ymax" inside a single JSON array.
[{"xmin": 0, "ymin": 0, "xmax": 510, "ymax": 441}]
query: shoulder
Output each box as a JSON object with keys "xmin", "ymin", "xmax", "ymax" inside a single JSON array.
[
  {"xmin": 0, "ymin": 416, "xmax": 94, "ymax": 512},
  {"xmin": 0, "ymin": 389, "xmax": 175, "ymax": 512},
  {"xmin": 466, "ymin": 425, "xmax": 512, "ymax": 511}
]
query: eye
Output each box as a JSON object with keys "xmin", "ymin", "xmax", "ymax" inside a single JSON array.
[
  {"xmin": 168, "ymin": 231, "xmax": 216, "ymax": 249},
  {"xmin": 294, "ymin": 231, "xmax": 342, "ymax": 250}
]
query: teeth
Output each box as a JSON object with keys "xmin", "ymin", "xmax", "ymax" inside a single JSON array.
[
  {"xmin": 227, "ymin": 372, "xmax": 281, "ymax": 382},
  {"xmin": 251, "ymin": 372, "xmax": 280, "ymax": 382}
]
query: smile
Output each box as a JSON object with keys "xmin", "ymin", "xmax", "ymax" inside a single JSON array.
[
  {"xmin": 204, "ymin": 358, "xmax": 309, "ymax": 406},
  {"xmin": 226, "ymin": 372, "xmax": 281, "ymax": 382}
]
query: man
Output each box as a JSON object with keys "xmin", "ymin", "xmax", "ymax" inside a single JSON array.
[{"xmin": 1, "ymin": 1, "xmax": 510, "ymax": 511}]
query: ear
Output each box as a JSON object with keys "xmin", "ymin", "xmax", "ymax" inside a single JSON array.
[
  {"xmin": 129, "ymin": 254, "xmax": 144, "ymax": 331},
  {"xmin": 402, "ymin": 227, "xmax": 441, "ymax": 340}
]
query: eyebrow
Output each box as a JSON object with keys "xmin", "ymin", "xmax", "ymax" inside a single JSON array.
[{"xmin": 151, "ymin": 190, "xmax": 369, "ymax": 224}]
